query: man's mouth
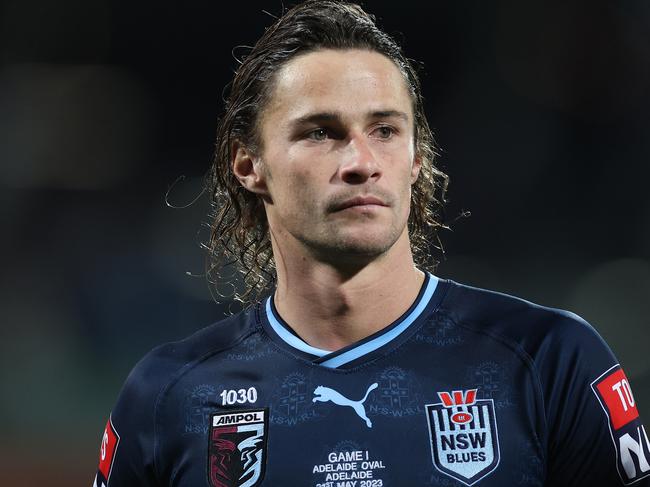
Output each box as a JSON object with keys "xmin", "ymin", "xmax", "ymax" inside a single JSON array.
[{"xmin": 334, "ymin": 196, "xmax": 388, "ymax": 211}]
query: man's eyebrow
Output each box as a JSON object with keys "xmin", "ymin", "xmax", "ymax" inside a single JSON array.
[
  {"xmin": 368, "ymin": 110, "xmax": 410, "ymax": 122},
  {"xmin": 290, "ymin": 109, "xmax": 409, "ymax": 127},
  {"xmin": 290, "ymin": 112, "xmax": 341, "ymax": 126}
]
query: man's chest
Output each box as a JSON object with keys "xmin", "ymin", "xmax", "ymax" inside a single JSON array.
[{"xmin": 157, "ymin": 352, "xmax": 545, "ymax": 486}]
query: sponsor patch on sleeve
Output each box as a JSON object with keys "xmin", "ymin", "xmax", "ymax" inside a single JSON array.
[
  {"xmin": 95, "ymin": 415, "xmax": 120, "ymax": 486},
  {"xmin": 591, "ymin": 364, "xmax": 650, "ymax": 484}
]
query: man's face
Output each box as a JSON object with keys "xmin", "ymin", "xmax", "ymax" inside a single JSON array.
[{"xmin": 254, "ymin": 48, "xmax": 420, "ymax": 263}]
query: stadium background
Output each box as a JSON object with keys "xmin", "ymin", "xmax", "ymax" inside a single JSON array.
[{"xmin": 0, "ymin": 0, "xmax": 648, "ymax": 484}]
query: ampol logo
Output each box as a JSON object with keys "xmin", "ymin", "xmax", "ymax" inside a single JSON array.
[
  {"xmin": 208, "ymin": 409, "xmax": 268, "ymax": 487},
  {"xmin": 426, "ymin": 389, "xmax": 500, "ymax": 486}
]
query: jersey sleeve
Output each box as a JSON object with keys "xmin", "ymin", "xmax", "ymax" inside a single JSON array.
[
  {"xmin": 536, "ymin": 312, "xmax": 650, "ymax": 486},
  {"xmin": 92, "ymin": 346, "xmax": 171, "ymax": 487}
]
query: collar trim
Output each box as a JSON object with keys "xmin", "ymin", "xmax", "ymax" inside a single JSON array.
[{"xmin": 265, "ymin": 273, "xmax": 439, "ymax": 368}]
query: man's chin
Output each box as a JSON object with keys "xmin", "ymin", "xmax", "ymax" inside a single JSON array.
[{"xmin": 307, "ymin": 232, "xmax": 400, "ymax": 264}]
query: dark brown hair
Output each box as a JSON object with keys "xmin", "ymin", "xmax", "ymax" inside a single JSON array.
[{"xmin": 206, "ymin": 0, "xmax": 448, "ymax": 305}]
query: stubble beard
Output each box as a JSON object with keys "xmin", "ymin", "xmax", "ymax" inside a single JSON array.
[{"xmin": 297, "ymin": 213, "xmax": 407, "ymax": 268}]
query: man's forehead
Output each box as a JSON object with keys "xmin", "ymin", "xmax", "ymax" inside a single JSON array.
[{"xmin": 264, "ymin": 48, "xmax": 413, "ymax": 121}]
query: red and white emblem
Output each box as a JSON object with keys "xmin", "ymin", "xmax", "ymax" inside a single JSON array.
[
  {"xmin": 208, "ymin": 409, "xmax": 268, "ymax": 487},
  {"xmin": 591, "ymin": 364, "xmax": 650, "ymax": 484},
  {"xmin": 426, "ymin": 388, "xmax": 500, "ymax": 486},
  {"xmin": 93, "ymin": 415, "xmax": 120, "ymax": 487}
]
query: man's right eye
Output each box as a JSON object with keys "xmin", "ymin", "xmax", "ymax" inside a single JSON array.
[{"xmin": 306, "ymin": 128, "xmax": 328, "ymax": 141}]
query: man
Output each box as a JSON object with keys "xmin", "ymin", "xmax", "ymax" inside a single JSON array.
[{"xmin": 93, "ymin": 1, "xmax": 649, "ymax": 486}]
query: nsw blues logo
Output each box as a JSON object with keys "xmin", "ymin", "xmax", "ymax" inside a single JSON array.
[
  {"xmin": 208, "ymin": 409, "xmax": 268, "ymax": 487},
  {"xmin": 426, "ymin": 389, "xmax": 500, "ymax": 486}
]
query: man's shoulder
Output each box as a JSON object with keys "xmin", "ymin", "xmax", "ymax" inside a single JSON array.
[
  {"xmin": 441, "ymin": 278, "xmax": 586, "ymax": 324},
  {"xmin": 147, "ymin": 305, "xmax": 258, "ymax": 367},
  {"xmin": 438, "ymin": 279, "xmax": 608, "ymax": 358},
  {"xmin": 118, "ymin": 305, "xmax": 261, "ymax": 403}
]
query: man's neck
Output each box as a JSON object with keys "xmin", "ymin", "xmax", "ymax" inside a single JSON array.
[{"xmin": 272, "ymin": 233, "xmax": 425, "ymax": 351}]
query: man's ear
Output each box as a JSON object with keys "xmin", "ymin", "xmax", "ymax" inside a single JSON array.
[
  {"xmin": 410, "ymin": 153, "xmax": 422, "ymax": 184},
  {"xmin": 232, "ymin": 141, "xmax": 270, "ymax": 198}
]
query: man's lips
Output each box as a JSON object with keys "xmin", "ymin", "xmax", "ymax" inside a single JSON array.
[{"xmin": 334, "ymin": 196, "xmax": 388, "ymax": 211}]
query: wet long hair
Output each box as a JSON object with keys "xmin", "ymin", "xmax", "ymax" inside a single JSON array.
[{"xmin": 206, "ymin": 0, "xmax": 448, "ymax": 305}]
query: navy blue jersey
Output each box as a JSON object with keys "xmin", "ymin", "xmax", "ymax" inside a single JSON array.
[{"xmin": 93, "ymin": 276, "xmax": 650, "ymax": 486}]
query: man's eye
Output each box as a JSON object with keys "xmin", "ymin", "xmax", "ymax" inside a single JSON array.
[
  {"xmin": 372, "ymin": 126, "xmax": 395, "ymax": 139},
  {"xmin": 307, "ymin": 128, "xmax": 329, "ymax": 141}
]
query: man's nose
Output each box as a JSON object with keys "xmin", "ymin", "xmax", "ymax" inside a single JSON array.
[{"xmin": 339, "ymin": 134, "xmax": 381, "ymax": 184}]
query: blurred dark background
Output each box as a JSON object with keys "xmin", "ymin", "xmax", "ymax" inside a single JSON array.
[{"xmin": 1, "ymin": 0, "xmax": 648, "ymax": 484}]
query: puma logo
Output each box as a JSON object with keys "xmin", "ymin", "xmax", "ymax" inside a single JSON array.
[{"xmin": 313, "ymin": 383, "xmax": 379, "ymax": 428}]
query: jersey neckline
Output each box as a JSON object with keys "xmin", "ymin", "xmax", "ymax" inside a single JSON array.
[{"xmin": 259, "ymin": 273, "xmax": 447, "ymax": 369}]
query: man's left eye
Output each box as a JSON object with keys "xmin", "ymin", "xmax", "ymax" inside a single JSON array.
[{"xmin": 372, "ymin": 126, "xmax": 395, "ymax": 139}]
